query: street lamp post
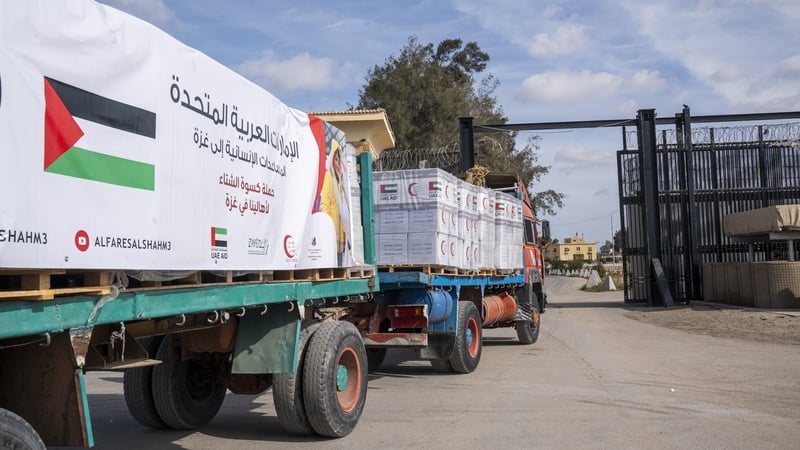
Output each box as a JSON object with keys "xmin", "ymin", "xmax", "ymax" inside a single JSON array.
[{"xmin": 610, "ymin": 210, "xmax": 618, "ymax": 260}]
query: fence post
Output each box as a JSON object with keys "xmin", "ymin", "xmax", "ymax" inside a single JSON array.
[
  {"xmin": 458, "ymin": 116, "xmax": 475, "ymax": 174},
  {"xmin": 637, "ymin": 109, "xmax": 674, "ymax": 306},
  {"xmin": 679, "ymin": 106, "xmax": 702, "ymax": 300}
]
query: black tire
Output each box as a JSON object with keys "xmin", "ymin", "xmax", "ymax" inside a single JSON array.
[
  {"xmin": 123, "ymin": 336, "xmax": 166, "ymax": 428},
  {"xmin": 273, "ymin": 325, "xmax": 316, "ymax": 435},
  {"xmin": 366, "ymin": 348, "xmax": 387, "ymax": 372},
  {"xmin": 151, "ymin": 336, "xmax": 227, "ymax": 430},
  {"xmin": 449, "ymin": 302, "xmax": 482, "ymax": 374},
  {"xmin": 0, "ymin": 408, "xmax": 45, "ymax": 450},
  {"xmin": 429, "ymin": 358, "xmax": 453, "ymax": 372},
  {"xmin": 302, "ymin": 321, "xmax": 368, "ymax": 437},
  {"xmin": 516, "ymin": 302, "xmax": 541, "ymax": 345}
]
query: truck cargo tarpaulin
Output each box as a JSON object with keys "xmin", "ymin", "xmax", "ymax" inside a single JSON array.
[{"xmin": 0, "ymin": 1, "xmax": 359, "ymax": 270}]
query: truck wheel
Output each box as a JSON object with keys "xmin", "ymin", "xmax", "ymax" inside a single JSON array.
[
  {"xmin": 152, "ymin": 337, "xmax": 227, "ymax": 430},
  {"xmin": 123, "ymin": 336, "xmax": 166, "ymax": 428},
  {"xmin": 366, "ymin": 348, "xmax": 387, "ymax": 372},
  {"xmin": 302, "ymin": 321, "xmax": 368, "ymax": 437},
  {"xmin": 0, "ymin": 408, "xmax": 45, "ymax": 450},
  {"xmin": 273, "ymin": 325, "xmax": 316, "ymax": 435},
  {"xmin": 449, "ymin": 302, "xmax": 482, "ymax": 374},
  {"xmin": 516, "ymin": 303, "xmax": 541, "ymax": 345}
]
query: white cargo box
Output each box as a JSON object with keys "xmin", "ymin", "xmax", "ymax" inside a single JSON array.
[
  {"xmin": 376, "ymin": 233, "xmax": 408, "ymax": 265},
  {"xmin": 458, "ymin": 210, "xmax": 480, "ymax": 242},
  {"xmin": 373, "ymin": 168, "xmax": 459, "ymax": 208},
  {"xmin": 408, "ymin": 205, "xmax": 458, "ymax": 235},
  {"xmin": 407, "ymin": 232, "xmax": 451, "ymax": 266},
  {"xmin": 375, "ymin": 210, "xmax": 409, "ymax": 234},
  {"xmin": 459, "ymin": 182, "xmax": 480, "ymax": 214}
]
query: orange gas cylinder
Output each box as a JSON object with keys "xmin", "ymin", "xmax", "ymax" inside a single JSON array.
[{"xmin": 482, "ymin": 292, "xmax": 518, "ymax": 326}]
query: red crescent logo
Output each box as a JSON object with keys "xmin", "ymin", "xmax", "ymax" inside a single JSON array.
[
  {"xmin": 283, "ymin": 235, "xmax": 296, "ymax": 258},
  {"xmin": 408, "ymin": 182, "xmax": 418, "ymax": 196}
]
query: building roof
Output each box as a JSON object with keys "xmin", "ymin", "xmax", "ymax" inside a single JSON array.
[{"xmin": 310, "ymin": 109, "xmax": 396, "ymax": 157}]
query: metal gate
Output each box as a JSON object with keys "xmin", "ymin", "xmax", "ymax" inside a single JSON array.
[
  {"xmin": 618, "ymin": 109, "xmax": 800, "ymax": 305},
  {"xmin": 459, "ymin": 108, "xmax": 800, "ymax": 306}
]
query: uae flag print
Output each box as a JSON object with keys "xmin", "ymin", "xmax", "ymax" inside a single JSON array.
[{"xmin": 43, "ymin": 77, "xmax": 156, "ymax": 190}]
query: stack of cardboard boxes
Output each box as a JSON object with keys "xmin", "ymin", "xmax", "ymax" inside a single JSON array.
[{"xmin": 373, "ymin": 168, "xmax": 523, "ymax": 272}]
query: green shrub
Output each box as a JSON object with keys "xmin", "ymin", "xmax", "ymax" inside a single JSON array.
[{"xmin": 566, "ymin": 260, "xmax": 584, "ymax": 271}]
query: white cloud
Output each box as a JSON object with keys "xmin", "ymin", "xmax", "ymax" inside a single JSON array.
[
  {"xmin": 541, "ymin": 5, "xmax": 565, "ymax": 19},
  {"xmin": 619, "ymin": 0, "xmax": 800, "ymax": 111},
  {"xmin": 615, "ymin": 99, "xmax": 640, "ymax": 117},
  {"xmin": 103, "ymin": 0, "xmax": 173, "ymax": 24},
  {"xmin": 629, "ymin": 70, "xmax": 665, "ymax": 93},
  {"xmin": 518, "ymin": 70, "xmax": 622, "ymax": 103},
  {"xmin": 237, "ymin": 51, "xmax": 336, "ymax": 94},
  {"xmin": 527, "ymin": 24, "xmax": 586, "ymax": 57},
  {"xmin": 778, "ymin": 54, "xmax": 800, "ymax": 77}
]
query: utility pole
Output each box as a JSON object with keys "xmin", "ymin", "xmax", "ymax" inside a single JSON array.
[{"xmin": 610, "ymin": 210, "xmax": 618, "ymax": 260}]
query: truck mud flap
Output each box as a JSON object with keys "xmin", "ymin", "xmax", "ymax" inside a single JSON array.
[
  {"xmin": 419, "ymin": 333, "xmax": 455, "ymax": 360},
  {"xmin": 0, "ymin": 332, "xmax": 93, "ymax": 447},
  {"xmin": 232, "ymin": 304, "xmax": 299, "ymax": 374}
]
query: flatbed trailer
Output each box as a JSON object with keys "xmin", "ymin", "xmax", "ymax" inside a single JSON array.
[
  {"xmin": 0, "ymin": 154, "xmax": 381, "ymax": 447},
  {"xmin": 354, "ymin": 269, "xmax": 540, "ymax": 374}
]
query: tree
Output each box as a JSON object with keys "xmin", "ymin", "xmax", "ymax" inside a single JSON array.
[
  {"xmin": 613, "ymin": 229, "xmax": 623, "ymax": 253},
  {"xmin": 357, "ymin": 36, "xmax": 490, "ymax": 150},
  {"xmin": 356, "ymin": 36, "xmax": 564, "ymax": 216}
]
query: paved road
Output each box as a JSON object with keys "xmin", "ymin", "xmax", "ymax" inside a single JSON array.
[{"xmin": 76, "ymin": 276, "xmax": 800, "ymax": 449}]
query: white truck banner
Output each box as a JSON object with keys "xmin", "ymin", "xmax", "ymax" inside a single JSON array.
[{"xmin": 0, "ymin": 1, "xmax": 358, "ymax": 270}]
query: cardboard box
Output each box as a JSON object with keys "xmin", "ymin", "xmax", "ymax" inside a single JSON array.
[
  {"xmin": 376, "ymin": 233, "xmax": 408, "ymax": 265},
  {"xmin": 478, "ymin": 187, "xmax": 495, "ymax": 217},
  {"xmin": 459, "ymin": 182, "xmax": 480, "ymax": 214},
  {"xmin": 375, "ymin": 210, "xmax": 409, "ymax": 234},
  {"xmin": 408, "ymin": 206, "xmax": 456, "ymax": 235},
  {"xmin": 408, "ymin": 232, "xmax": 450, "ymax": 266},
  {"xmin": 449, "ymin": 236, "xmax": 462, "ymax": 269},
  {"xmin": 460, "ymin": 240, "xmax": 478, "ymax": 271},
  {"xmin": 458, "ymin": 210, "xmax": 480, "ymax": 242},
  {"xmin": 373, "ymin": 171, "xmax": 410, "ymax": 208},
  {"xmin": 406, "ymin": 168, "xmax": 459, "ymax": 208},
  {"xmin": 478, "ymin": 241, "xmax": 494, "ymax": 270}
]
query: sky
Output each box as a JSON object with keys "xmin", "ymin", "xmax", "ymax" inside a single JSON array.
[{"xmin": 102, "ymin": 0, "xmax": 800, "ymax": 246}]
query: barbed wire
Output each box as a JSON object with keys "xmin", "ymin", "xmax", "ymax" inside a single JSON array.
[
  {"xmin": 373, "ymin": 136, "xmax": 511, "ymax": 172},
  {"xmin": 625, "ymin": 122, "xmax": 800, "ymax": 149},
  {"xmin": 374, "ymin": 143, "xmax": 460, "ymax": 172}
]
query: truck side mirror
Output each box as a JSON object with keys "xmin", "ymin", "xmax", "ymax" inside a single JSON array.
[{"xmin": 540, "ymin": 220, "xmax": 550, "ymax": 243}]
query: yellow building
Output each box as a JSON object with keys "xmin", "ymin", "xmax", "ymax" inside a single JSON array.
[{"xmin": 545, "ymin": 235, "xmax": 597, "ymax": 262}]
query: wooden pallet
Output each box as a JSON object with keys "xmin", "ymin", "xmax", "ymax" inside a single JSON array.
[
  {"xmin": 266, "ymin": 265, "xmax": 376, "ymax": 283},
  {"xmin": 0, "ymin": 270, "xmax": 113, "ymax": 301},
  {"xmin": 381, "ymin": 264, "xmax": 463, "ymax": 275},
  {"xmin": 0, "ymin": 266, "xmax": 377, "ymax": 301}
]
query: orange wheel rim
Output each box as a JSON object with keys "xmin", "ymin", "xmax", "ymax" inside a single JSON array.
[
  {"xmin": 335, "ymin": 346, "xmax": 362, "ymax": 413},
  {"xmin": 466, "ymin": 316, "xmax": 480, "ymax": 357}
]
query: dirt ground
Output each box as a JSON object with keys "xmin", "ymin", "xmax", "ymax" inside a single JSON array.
[{"xmin": 623, "ymin": 302, "xmax": 800, "ymax": 345}]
